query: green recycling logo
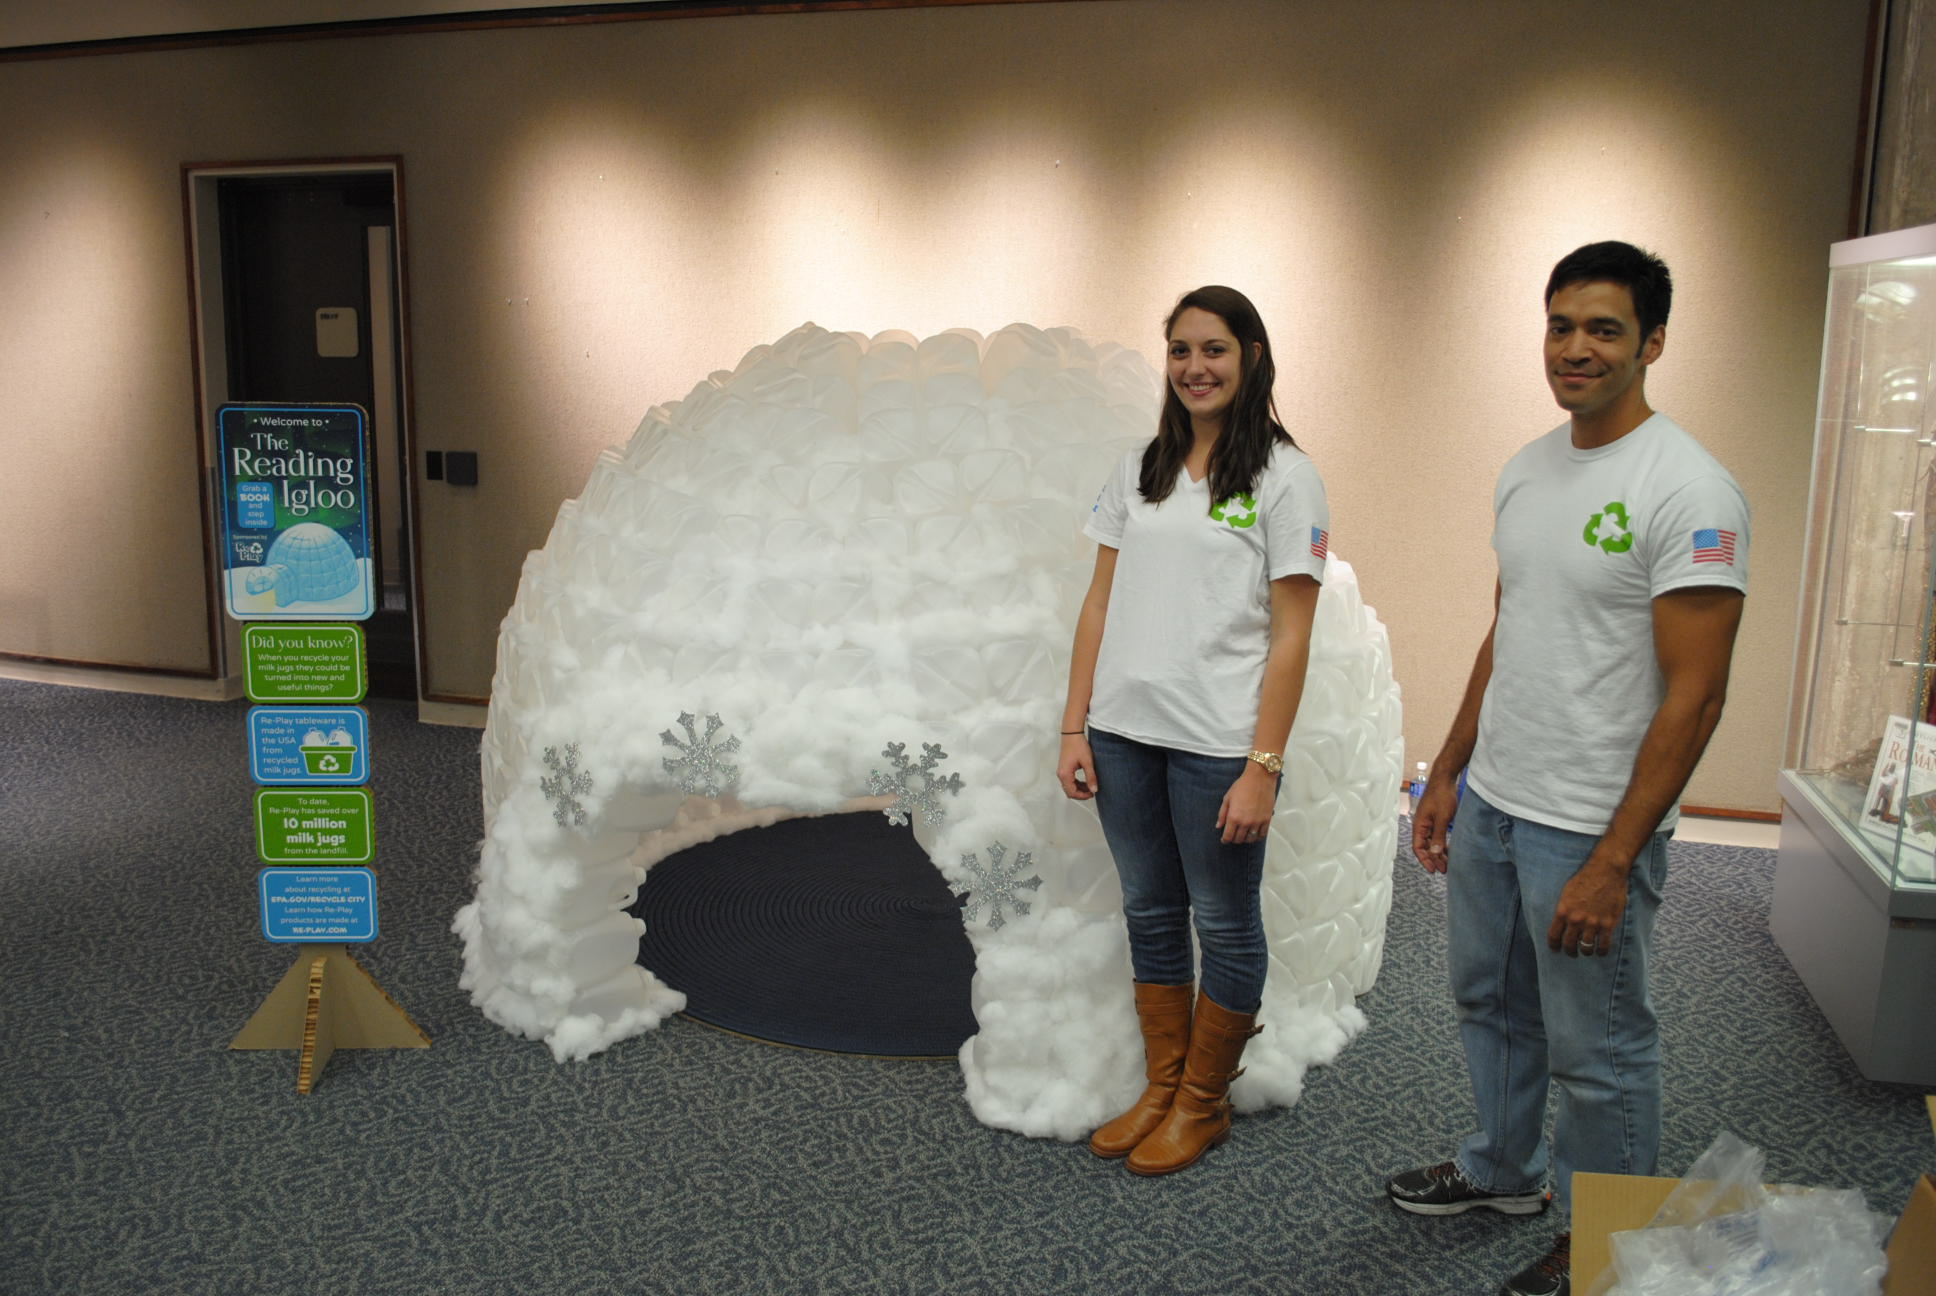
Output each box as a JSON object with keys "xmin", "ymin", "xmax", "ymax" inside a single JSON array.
[
  {"xmin": 1210, "ymin": 492, "xmax": 1258, "ymax": 529},
  {"xmin": 1582, "ymin": 500, "xmax": 1634, "ymax": 553}
]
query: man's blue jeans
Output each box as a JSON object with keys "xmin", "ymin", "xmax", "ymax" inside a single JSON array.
[
  {"xmin": 1448, "ymin": 789, "xmax": 1669, "ymax": 1216},
  {"xmin": 1088, "ymin": 728, "xmax": 1268, "ymax": 1013}
]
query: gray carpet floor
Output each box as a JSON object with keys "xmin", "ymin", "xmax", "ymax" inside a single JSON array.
[{"xmin": 0, "ymin": 678, "xmax": 1929, "ymax": 1296}]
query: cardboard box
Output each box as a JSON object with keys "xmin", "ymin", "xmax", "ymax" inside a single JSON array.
[
  {"xmin": 1886, "ymin": 1174, "xmax": 1936, "ymax": 1296},
  {"xmin": 1573, "ymin": 1099, "xmax": 1936, "ymax": 1294}
]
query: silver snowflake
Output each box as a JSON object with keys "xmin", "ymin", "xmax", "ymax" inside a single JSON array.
[
  {"xmin": 660, "ymin": 712, "xmax": 740, "ymax": 797},
  {"xmin": 540, "ymin": 743, "xmax": 593, "ymax": 828},
  {"xmin": 866, "ymin": 741, "xmax": 963, "ymax": 827},
  {"xmin": 955, "ymin": 842, "xmax": 1042, "ymax": 931}
]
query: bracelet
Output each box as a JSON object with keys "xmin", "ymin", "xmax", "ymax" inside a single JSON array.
[{"xmin": 1060, "ymin": 729, "xmax": 1085, "ymax": 735}]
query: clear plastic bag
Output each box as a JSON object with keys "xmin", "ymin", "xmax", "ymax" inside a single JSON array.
[{"xmin": 1587, "ymin": 1131, "xmax": 1893, "ymax": 1295}]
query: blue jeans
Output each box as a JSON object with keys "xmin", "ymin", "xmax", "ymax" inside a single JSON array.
[
  {"xmin": 1447, "ymin": 789, "xmax": 1669, "ymax": 1216},
  {"xmin": 1088, "ymin": 728, "xmax": 1269, "ymax": 1013}
]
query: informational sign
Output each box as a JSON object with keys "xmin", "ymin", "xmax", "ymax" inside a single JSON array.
[
  {"xmin": 217, "ymin": 403, "xmax": 374, "ymax": 621},
  {"xmin": 224, "ymin": 401, "xmax": 418, "ymax": 1087},
  {"xmin": 247, "ymin": 706, "xmax": 370, "ymax": 785},
  {"xmin": 243, "ymin": 623, "xmax": 366, "ymax": 703},
  {"xmin": 255, "ymin": 788, "xmax": 375, "ymax": 864},
  {"xmin": 258, "ymin": 868, "xmax": 379, "ymax": 943}
]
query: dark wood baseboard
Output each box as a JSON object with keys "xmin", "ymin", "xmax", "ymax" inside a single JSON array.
[
  {"xmin": 423, "ymin": 690, "xmax": 490, "ymax": 707},
  {"xmin": 0, "ymin": 649, "xmax": 218, "ymax": 679},
  {"xmin": 1681, "ymin": 804, "xmax": 1781, "ymax": 824}
]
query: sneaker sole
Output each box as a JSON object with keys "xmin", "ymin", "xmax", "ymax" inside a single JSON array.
[{"xmin": 1389, "ymin": 1193, "xmax": 1547, "ymax": 1217}]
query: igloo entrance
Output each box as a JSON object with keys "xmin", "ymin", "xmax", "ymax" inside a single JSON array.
[
  {"xmin": 629, "ymin": 812, "xmax": 977, "ymax": 1057},
  {"xmin": 453, "ymin": 322, "xmax": 1403, "ymax": 1140}
]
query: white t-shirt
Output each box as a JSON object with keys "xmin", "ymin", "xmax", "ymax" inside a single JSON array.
[
  {"xmin": 1081, "ymin": 439, "xmax": 1329, "ymax": 757},
  {"xmin": 1467, "ymin": 413, "xmax": 1751, "ymax": 835}
]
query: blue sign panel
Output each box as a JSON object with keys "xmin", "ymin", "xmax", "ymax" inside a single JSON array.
[
  {"xmin": 259, "ymin": 868, "xmax": 378, "ymax": 943},
  {"xmin": 217, "ymin": 403, "xmax": 374, "ymax": 621},
  {"xmin": 247, "ymin": 706, "xmax": 370, "ymax": 785}
]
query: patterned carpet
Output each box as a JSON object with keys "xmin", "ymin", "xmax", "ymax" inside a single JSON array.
[{"xmin": 0, "ymin": 678, "xmax": 1928, "ymax": 1296}]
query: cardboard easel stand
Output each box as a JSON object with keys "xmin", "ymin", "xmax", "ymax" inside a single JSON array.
[{"xmin": 231, "ymin": 943, "xmax": 428, "ymax": 1092}]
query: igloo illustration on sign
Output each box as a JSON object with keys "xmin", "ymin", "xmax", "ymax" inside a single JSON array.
[
  {"xmin": 454, "ymin": 323, "xmax": 1402, "ymax": 1139},
  {"xmin": 239, "ymin": 522, "xmax": 360, "ymax": 606}
]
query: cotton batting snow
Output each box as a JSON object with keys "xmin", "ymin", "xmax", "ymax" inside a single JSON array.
[{"xmin": 454, "ymin": 322, "xmax": 1402, "ymax": 1139}]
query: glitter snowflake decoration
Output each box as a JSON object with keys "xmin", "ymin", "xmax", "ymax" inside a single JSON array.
[
  {"xmin": 866, "ymin": 740, "xmax": 964, "ymax": 827},
  {"xmin": 954, "ymin": 842, "xmax": 1042, "ymax": 931},
  {"xmin": 660, "ymin": 712, "xmax": 740, "ymax": 797},
  {"xmin": 540, "ymin": 743, "xmax": 593, "ymax": 828}
]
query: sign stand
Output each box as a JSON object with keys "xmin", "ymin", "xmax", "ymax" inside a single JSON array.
[
  {"xmin": 230, "ymin": 944, "xmax": 428, "ymax": 1092},
  {"xmin": 218, "ymin": 402, "xmax": 426, "ymax": 1092}
]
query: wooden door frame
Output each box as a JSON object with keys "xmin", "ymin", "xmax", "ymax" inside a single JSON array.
[{"xmin": 181, "ymin": 157, "xmax": 432, "ymax": 697}]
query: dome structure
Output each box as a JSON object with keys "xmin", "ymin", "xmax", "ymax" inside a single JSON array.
[{"xmin": 454, "ymin": 322, "xmax": 1402, "ymax": 1138}]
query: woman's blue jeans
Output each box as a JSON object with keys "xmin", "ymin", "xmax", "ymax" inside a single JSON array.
[
  {"xmin": 1088, "ymin": 728, "xmax": 1269, "ymax": 1013},
  {"xmin": 1447, "ymin": 788, "xmax": 1670, "ymax": 1217}
]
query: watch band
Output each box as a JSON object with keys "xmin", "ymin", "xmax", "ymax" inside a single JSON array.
[{"xmin": 1247, "ymin": 749, "xmax": 1284, "ymax": 774}]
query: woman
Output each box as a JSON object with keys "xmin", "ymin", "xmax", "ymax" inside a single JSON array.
[{"xmin": 1056, "ymin": 285, "xmax": 1326, "ymax": 1175}]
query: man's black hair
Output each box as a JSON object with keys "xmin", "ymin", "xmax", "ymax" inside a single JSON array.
[{"xmin": 1544, "ymin": 241, "xmax": 1672, "ymax": 342}]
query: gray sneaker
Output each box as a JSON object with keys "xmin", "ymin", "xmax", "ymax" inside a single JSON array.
[
  {"xmin": 1500, "ymin": 1232, "xmax": 1569, "ymax": 1296},
  {"xmin": 1385, "ymin": 1160, "xmax": 1547, "ymax": 1216}
]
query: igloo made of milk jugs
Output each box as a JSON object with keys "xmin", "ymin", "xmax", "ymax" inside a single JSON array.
[{"xmin": 453, "ymin": 323, "xmax": 1402, "ymax": 1139}]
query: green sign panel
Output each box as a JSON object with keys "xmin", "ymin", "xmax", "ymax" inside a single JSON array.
[
  {"xmin": 244, "ymin": 623, "xmax": 367, "ymax": 703},
  {"xmin": 255, "ymin": 788, "xmax": 375, "ymax": 864}
]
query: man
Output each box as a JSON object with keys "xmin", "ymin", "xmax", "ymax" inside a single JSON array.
[{"xmin": 1386, "ymin": 242, "xmax": 1750, "ymax": 1296}]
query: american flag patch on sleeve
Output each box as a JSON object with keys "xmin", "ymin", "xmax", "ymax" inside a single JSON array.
[
  {"xmin": 1691, "ymin": 528, "xmax": 1736, "ymax": 564},
  {"xmin": 1310, "ymin": 527, "xmax": 1329, "ymax": 560}
]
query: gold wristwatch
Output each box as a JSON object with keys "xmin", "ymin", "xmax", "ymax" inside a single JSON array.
[{"xmin": 1247, "ymin": 749, "xmax": 1284, "ymax": 774}]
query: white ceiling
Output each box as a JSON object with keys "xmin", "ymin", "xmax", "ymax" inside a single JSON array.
[{"xmin": 0, "ymin": 1, "xmax": 689, "ymax": 51}]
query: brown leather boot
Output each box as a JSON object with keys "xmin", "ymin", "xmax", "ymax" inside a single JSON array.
[
  {"xmin": 1088, "ymin": 981, "xmax": 1194, "ymax": 1159},
  {"xmin": 1125, "ymin": 990, "xmax": 1261, "ymax": 1176}
]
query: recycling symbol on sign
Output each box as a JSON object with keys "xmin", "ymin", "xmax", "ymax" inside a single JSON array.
[
  {"xmin": 1582, "ymin": 501, "xmax": 1634, "ymax": 553},
  {"xmin": 318, "ymin": 754, "xmax": 341, "ymax": 772},
  {"xmin": 1210, "ymin": 492, "xmax": 1258, "ymax": 529}
]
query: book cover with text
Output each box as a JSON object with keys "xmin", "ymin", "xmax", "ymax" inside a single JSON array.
[{"xmin": 1861, "ymin": 714, "xmax": 1936, "ymax": 880}]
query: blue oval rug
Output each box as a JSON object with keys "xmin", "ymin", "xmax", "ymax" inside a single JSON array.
[{"xmin": 631, "ymin": 812, "xmax": 978, "ymax": 1057}]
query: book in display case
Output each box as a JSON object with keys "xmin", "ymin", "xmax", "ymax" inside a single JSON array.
[{"xmin": 1774, "ymin": 218, "xmax": 1936, "ymax": 1086}]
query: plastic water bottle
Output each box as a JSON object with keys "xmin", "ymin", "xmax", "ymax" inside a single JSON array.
[{"xmin": 1407, "ymin": 761, "xmax": 1428, "ymax": 818}]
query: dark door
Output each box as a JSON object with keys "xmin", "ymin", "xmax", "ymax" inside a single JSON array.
[{"xmin": 219, "ymin": 174, "xmax": 416, "ymax": 699}]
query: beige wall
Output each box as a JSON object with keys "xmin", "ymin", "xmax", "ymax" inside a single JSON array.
[{"xmin": 0, "ymin": 0, "xmax": 1870, "ymax": 811}]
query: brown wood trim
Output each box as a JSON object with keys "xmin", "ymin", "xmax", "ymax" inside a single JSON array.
[
  {"xmin": 391, "ymin": 159, "xmax": 437, "ymax": 705},
  {"xmin": 0, "ymin": 649, "xmax": 221, "ymax": 679},
  {"xmin": 180, "ymin": 158, "xmax": 412, "ymax": 691},
  {"xmin": 1, "ymin": 0, "xmax": 1103, "ymax": 62},
  {"xmin": 180, "ymin": 165, "xmax": 223, "ymax": 679},
  {"xmin": 180, "ymin": 157, "xmax": 403, "ymax": 176},
  {"xmin": 1847, "ymin": 0, "xmax": 1888, "ymax": 239},
  {"xmin": 424, "ymin": 690, "xmax": 491, "ymax": 707},
  {"xmin": 1681, "ymin": 804, "xmax": 1782, "ymax": 824}
]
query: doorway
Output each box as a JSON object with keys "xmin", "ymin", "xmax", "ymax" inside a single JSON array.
[{"xmin": 185, "ymin": 161, "xmax": 420, "ymax": 700}]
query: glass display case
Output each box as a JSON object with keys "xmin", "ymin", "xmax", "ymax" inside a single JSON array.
[
  {"xmin": 1774, "ymin": 219, "xmax": 1936, "ymax": 1087},
  {"xmin": 1785, "ymin": 223, "xmax": 1936, "ymax": 889}
]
